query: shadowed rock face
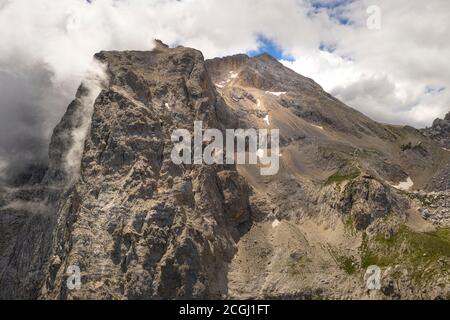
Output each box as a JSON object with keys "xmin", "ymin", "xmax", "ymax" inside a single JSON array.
[
  {"xmin": 0, "ymin": 43, "xmax": 449, "ymax": 300},
  {"xmin": 39, "ymin": 44, "xmax": 252, "ymax": 300},
  {"xmin": 422, "ymin": 111, "xmax": 450, "ymax": 149},
  {"xmin": 421, "ymin": 111, "xmax": 450, "ymax": 191}
]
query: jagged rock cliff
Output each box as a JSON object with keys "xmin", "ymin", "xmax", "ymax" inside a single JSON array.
[
  {"xmin": 422, "ymin": 111, "xmax": 450, "ymax": 149},
  {"xmin": 41, "ymin": 42, "xmax": 255, "ymax": 299},
  {"xmin": 0, "ymin": 42, "xmax": 449, "ymax": 300},
  {"xmin": 421, "ymin": 111, "xmax": 450, "ymax": 191}
]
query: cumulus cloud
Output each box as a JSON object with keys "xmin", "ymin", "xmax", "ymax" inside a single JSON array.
[
  {"xmin": 0, "ymin": 0, "xmax": 449, "ymax": 177},
  {"xmin": 282, "ymin": 0, "xmax": 450, "ymax": 126},
  {"xmin": 0, "ymin": 0, "xmax": 159, "ymax": 177}
]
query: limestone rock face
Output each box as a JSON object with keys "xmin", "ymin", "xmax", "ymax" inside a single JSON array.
[
  {"xmin": 1, "ymin": 44, "xmax": 449, "ymax": 300},
  {"xmin": 0, "ymin": 184, "xmax": 54, "ymax": 299},
  {"xmin": 422, "ymin": 111, "xmax": 450, "ymax": 149},
  {"xmin": 421, "ymin": 111, "xmax": 450, "ymax": 191},
  {"xmin": 40, "ymin": 46, "xmax": 252, "ymax": 299}
]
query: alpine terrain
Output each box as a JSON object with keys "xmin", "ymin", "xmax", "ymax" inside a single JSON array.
[{"xmin": 0, "ymin": 40, "xmax": 449, "ymax": 300}]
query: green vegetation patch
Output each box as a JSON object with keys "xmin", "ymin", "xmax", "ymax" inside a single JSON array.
[
  {"xmin": 343, "ymin": 215, "xmax": 358, "ymax": 236},
  {"xmin": 325, "ymin": 168, "xmax": 361, "ymax": 186},
  {"xmin": 360, "ymin": 226, "xmax": 450, "ymax": 283},
  {"xmin": 400, "ymin": 142, "xmax": 412, "ymax": 151},
  {"xmin": 328, "ymin": 247, "xmax": 358, "ymax": 275},
  {"xmin": 336, "ymin": 255, "xmax": 357, "ymax": 275}
]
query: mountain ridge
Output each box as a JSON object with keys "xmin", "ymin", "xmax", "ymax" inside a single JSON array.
[{"xmin": 0, "ymin": 42, "xmax": 449, "ymax": 300}]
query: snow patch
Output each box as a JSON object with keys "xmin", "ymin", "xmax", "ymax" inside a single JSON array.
[
  {"xmin": 229, "ymin": 71, "xmax": 239, "ymax": 79},
  {"xmin": 443, "ymin": 148, "xmax": 450, "ymax": 152},
  {"xmin": 215, "ymin": 71, "xmax": 239, "ymax": 89},
  {"xmin": 256, "ymin": 99, "xmax": 261, "ymax": 108},
  {"xmin": 272, "ymin": 219, "xmax": 281, "ymax": 228},
  {"xmin": 165, "ymin": 102, "xmax": 171, "ymax": 110},
  {"xmin": 266, "ymin": 91, "xmax": 287, "ymax": 97},
  {"xmin": 264, "ymin": 115, "xmax": 270, "ymax": 126},
  {"xmin": 256, "ymin": 149, "xmax": 265, "ymax": 159},
  {"xmin": 392, "ymin": 177, "xmax": 414, "ymax": 191},
  {"xmin": 311, "ymin": 124, "xmax": 324, "ymax": 130}
]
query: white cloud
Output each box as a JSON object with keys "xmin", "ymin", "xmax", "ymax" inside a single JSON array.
[
  {"xmin": 281, "ymin": 0, "xmax": 450, "ymax": 127},
  {"xmin": 0, "ymin": 0, "xmax": 449, "ymax": 174}
]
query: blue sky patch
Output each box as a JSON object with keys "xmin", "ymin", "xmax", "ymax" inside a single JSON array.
[
  {"xmin": 425, "ymin": 85, "xmax": 446, "ymax": 95},
  {"xmin": 319, "ymin": 42, "xmax": 337, "ymax": 53},
  {"xmin": 248, "ymin": 35, "xmax": 295, "ymax": 62},
  {"xmin": 310, "ymin": 0, "xmax": 352, "ymax": 10},
  {"xmin": 309, "ymin": 0, "xmax": 353, "ymax": 25}
]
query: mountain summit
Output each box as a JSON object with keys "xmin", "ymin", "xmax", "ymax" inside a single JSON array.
[
  {"xmin": 0, "ymin": 43, "xmax": 449, "ymax": 300},
  {"xmin": 422, "ymin": 111, "xmax": 450, "ymax": 149}
]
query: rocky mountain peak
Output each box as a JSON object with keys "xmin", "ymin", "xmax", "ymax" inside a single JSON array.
[
  {"xmin": 1, "ymin": 43, "xmax": 449, "ymax": 300},
  {"xmin": 253, "ymin": 52, "xmax": 279, "ymax": 62},
  {"xmin": 422, "ymin": 110, "xmax": 450, "ymax": 149},
  {"xmin": 41, "ymin": 45, "xmax": 253, "ymax": 300},
  {"xmin": 206, "ymin": 51, "xmax": 324, "ymax": 97},
  {"xmin": 153, "ymin": 39, "xmax": 169, "ymax": 50}
]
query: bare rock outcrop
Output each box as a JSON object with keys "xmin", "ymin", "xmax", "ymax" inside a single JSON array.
[
  {"xmin": 39, "ymin": 44, "xmax": 251, "ymax": 300},
  {"xmin": 1, "ymin": 44, "xmax": 449, "ymax": 300},
  {"xmin": 422, "ymin": 111, "xmax": 450, "ymax": 149}
]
